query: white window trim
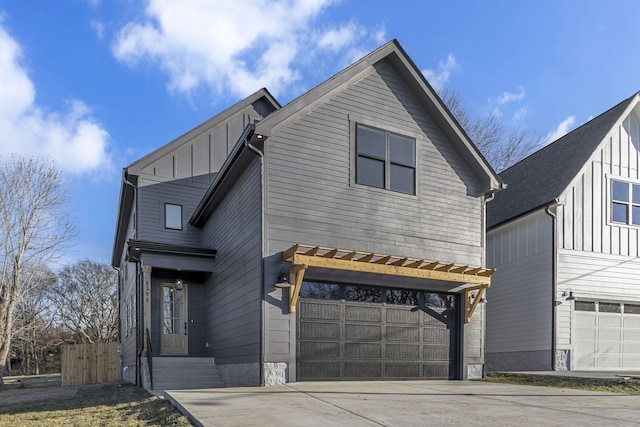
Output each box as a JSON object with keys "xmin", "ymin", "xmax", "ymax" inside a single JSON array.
[{"xmin": 606, "ymin": 174, "xmax": 640, "ymax": 228}]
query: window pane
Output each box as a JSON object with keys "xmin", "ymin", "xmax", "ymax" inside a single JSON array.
[
  {"xmin": 165, "ymin": 203, "xmax": 182, "ymax": 230},
  {"xmin": 357, "ymin": 156, "xmax": 384, "ymax": 188},
  {"xmin": 599, "ymin": 302, "xmax": 621, "ymax": 313},
  {"xmin": 633, "ymin": 206, "xmax": 640, "ymax": 225},
  {"xmin": 612, "ymin": 202, "xmax": 628, "ymax": 223},
  {"xmin": 344, "ymin": 285, "xmax": 382, "ymax": 302},
  {"xmin": 357, "ymin": 125, "xmax": 386, "ymax": 159},
  {"xmin": 389, "ymin": 133, "xmax": 415, "ymax": 166},
  {"xmin": 575, "ymin": 301, "xmax": 595, "ymax": 311},
  {"xmin": 633, "ymin": 184, "xmax": 640, "ymax": 204},
  {"xmin": 612, "ymin": 181, "xmax": 629, "ymax": 202},
  {"xmin": 390, "ymin": 163, "xmax": 415, "ymax": 194},
  {"xmin": 424, "ymin": 293, "xmax": 456, "ymax": 309},
  {"xmin": 300, "ymin": 282, "xmax": 343, "ymax": 299},
  {"xmin": 385, "ymin": 289, "xmax": 419, "ymax": 305},
  {"xmin": 624, "ymin": 304, "xmax": 640, "ymax": 314}
]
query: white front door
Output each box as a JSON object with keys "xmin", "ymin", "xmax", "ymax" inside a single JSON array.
[{"xmin": 161, "ymin": 283, "xmax": 188, "ymax": 355}]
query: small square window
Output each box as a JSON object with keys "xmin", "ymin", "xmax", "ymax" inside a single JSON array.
[{"xmin": 165, "ymin": 203, "xmax": 183, "ymax": 230}]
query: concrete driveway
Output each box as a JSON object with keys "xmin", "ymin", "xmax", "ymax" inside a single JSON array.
[{"xmin": 165, "ymin": 380, "xmax": 640, "ymax": 427}]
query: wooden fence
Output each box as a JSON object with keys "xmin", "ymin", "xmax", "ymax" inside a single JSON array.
[{"xmin": 61, "ymin": 342, "xmax": 120, "ymax": 387}]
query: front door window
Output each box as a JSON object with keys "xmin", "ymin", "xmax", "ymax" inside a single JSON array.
[{"xmin": 161, "ymin": 283, "xmax": 188, "ymax": 354}]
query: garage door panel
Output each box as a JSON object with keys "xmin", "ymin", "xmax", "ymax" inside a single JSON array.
[
  {"xmin": 596, "ymin": 342, "xmax": 621, "ymax": 353},
  {"xmin": 344, "ymin": 362, "xmax": 382, "ymax": 378},
  {"xmin": 345, "ymin": 324, "xmax": 382, "ymax": 340},
  {"xmin": 385, "ymin": 363, "xmax": 420, "ymax": 378},
  {"xmin": 424, "ymin": 345, "xmax": 450, "ymax": 360},
  {"xmin": 299, "ymin": 341, "xmax": 340, "ymax": 358},
  {"xmin": 300, "ymin": 302, "xmax": 341, "ymax": 319},
  {"xmin": 299, "ymin": 362, "xmax": 341, "ymax": 378},
  {"xmin": 424, "ymin": 328, "xmax": 450, "ymax": 343},
  {"xmin": 299, "ymin": 322, "xmax": 340, "ymax": 339},
  {"xmin": 346, "ymin": 305, "xmax": 382, "ymax": 322},
  {"xmin": 345, "ymin": 342, "xmax": 382, "ymax": 358},
  {"xmin": 624, "ymin": 317, "xmax": 640, "ymax": 328},
  {"xmin": 622, "ymin": 358, "xmax": 640, "ymax": 369},
  {"xmin": 422, "ymin": 363, "xmax": 450, "ymax": 378},
  {"xmin": 386, "ymin": 326, "xmax": 420, "ymax": 341},
  {"xmin": 598, "ymin": 317, "xmax": 621, "ymax": 328},
  {"xmin": 385, "ymin": 343, "xmax": 420, "ymax": 359},
  {"xmin": 623, "ymin": 342, "xmax": 640, "ymax": 353},
  {"xmin": 386, "ymin": 308, "xmax": 420, "ymax": 324}
]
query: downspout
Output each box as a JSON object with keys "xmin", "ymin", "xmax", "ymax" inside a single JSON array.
[
  {"xmin": 112, "ymin": 265, "xmax": 122, "ymax": 380},
  {"xmin": 123, "ymin": 173, "xmax": 142, "ymax": 385},
  {"xmin": 246, "ymin": 135, "xmax": 266, "ymax": 386},
  {"xmin": 544, "ymin": 200, "xmax": 559, "ymax": 370},
  {"xmin": 480, "ymin": 192, "xmax": 495, "ymax": 379}
]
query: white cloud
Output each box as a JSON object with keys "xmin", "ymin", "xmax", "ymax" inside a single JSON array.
[
  {"xmin": 0, "ymin": 20, "xmax": 111, "ymax": 175},
  {"xmin": 90, "ymin": 20, "xmax": 105, "ymax": 40},
  {"xmin": 496, "ymin": 85, "xmax": 525, "ymax": 105},
  {"xmin": 422, "ymin": 53, "xmax": 458, "ymax": 92},
  {"xmin": 545, "ymin": 116, "xmax": 576, "ymax": 144},
  {"xmin": 513, "ymin": 106, "xmax": 528, "ymax": 123},
  {"xmin": 112, "ymin": 0, "xmax": 384, "ymax": 98}
]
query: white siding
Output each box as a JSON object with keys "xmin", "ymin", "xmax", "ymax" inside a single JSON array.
[
  {"xmin": 559, "ymin": 107, "xmax": 640, "ymax": 256},
  {"xmin": 486, "ymin": 210, "xmax": 553, "ymax": 353}
]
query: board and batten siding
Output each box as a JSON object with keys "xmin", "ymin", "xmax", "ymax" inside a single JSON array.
[
  {"xmin": 119, "ymin": 202, "xmax": 138, "ymax": 383},
  {"xmin": 262, "ymin": 59, "xmax": 487, "ymax": 371},
  {"xmin": 201, "ymin": 156, "xmax": 262, "ymax": 365},
  {"xmin": 558, "ymin": 108, "xmax": 640, "ymax": 256},
  {"xmin": 486, "ymin": 210, "xmax": 553, "ymax": 369}
]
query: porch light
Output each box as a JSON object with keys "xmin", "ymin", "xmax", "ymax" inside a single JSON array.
[
  {"xmin": 275, "ymin": 271, "xmax": 291, "ymax": 288},
  {"xmin": 175, "ymin": 278, "xmax": 183, "ymax": 290},
  {"xmin": 561, "ymin": 289, "xmax": 575, "ymax": 301}
]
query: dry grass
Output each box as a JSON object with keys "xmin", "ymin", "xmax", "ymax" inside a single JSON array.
[
  {"xmin": 482, "ymin": 372, "xmax": 640, "ymax": 394},
  {"xmin": 0, "ymin": 381, "xmax": 193, "ymax": 426}
]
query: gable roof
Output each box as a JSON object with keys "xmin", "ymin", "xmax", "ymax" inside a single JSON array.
[
  {"xmin": 487, "ymin": 92, "xmax": 639, "ymax": 229},
  {"xmin": 127, "ymin": 88, "xmax": 280, "ymax": 175},
  {"xmin": 257, "ymin": 39, "xmax": 501, "ymax": 193},
  {"xmin": 111, "ymin": 88, "xmax": 280, "ymax": 267}
]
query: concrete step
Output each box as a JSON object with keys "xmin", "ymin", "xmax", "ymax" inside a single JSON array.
[{"xmin": 150, "ymin": 357, "xmax": 224, "ymax": 390}]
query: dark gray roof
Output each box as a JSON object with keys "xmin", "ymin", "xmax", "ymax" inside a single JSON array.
[{"xmin": 487, "ymin": 93, "xmax": 637, "ymax": 229}]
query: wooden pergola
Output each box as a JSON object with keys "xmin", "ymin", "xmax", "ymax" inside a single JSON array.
[{"xmin": 282, "ymin": 244, "xmax": 495, "ymax": 323}]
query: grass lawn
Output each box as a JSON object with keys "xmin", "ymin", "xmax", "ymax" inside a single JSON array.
[
  {"xmin": 0, "ymin": 381, "xmax": 192, "ymax": 426},
  {"xmin": 482, "ymin": 372, "xmax": 640, "ymax": 394}
]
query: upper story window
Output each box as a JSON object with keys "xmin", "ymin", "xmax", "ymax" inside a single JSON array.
[
  {"xmin": 164, "ymin": 203, "xmax": 183, "ymax": 230},
  {"xmin": 356, "ymin": 124, "xmax": 416, "ymax": 195},
  {"xmin": 611, "ymin": 180, "xmax": 640, "ymax": 226}
]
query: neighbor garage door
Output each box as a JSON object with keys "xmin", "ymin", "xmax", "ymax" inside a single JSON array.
[
  {"xmin": 296, "ymin": 282, "xmax": 458, "ymax": 381},
  {"xmin": 574, "ymin": 301, "xmax": 640, "ymax": 370}
]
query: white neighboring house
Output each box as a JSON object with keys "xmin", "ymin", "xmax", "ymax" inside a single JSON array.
[{"xmin": 486, "ymin": 92, "xmax": 640, "ymax": 371}]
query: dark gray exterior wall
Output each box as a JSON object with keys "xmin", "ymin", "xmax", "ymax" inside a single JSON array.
[
  {"xmin": 137, "ymin": 177, "xmax": 212, "ymax": 248},
  {"xmin": 262, "ymin": 59, "xmax": 487, "ymax": 376},
  {"xmin": 201, "ymin": 156, "xmax": 263, "ymax": 365}
]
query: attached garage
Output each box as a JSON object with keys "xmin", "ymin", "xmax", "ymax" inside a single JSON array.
[
  {"xmin": 296, "ymin": 282, "xmax": 458, "ymax": 380},
  {"xmin": 573, "ymin": 301, "xmax": 640, "ymax": 370}
]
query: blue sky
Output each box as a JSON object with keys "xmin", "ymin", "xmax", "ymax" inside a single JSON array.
[{"xmin": 1, "ymin": 0, "xmax": 639, "ymax": 266}]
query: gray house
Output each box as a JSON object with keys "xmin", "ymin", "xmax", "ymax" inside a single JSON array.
[
  {"xmin": 486, "ymin": 92, "xmax": 640, "ymax": 372},
  {"xmin": 112, "ymin": 40, "xmax": 502, "ymax": 390}
]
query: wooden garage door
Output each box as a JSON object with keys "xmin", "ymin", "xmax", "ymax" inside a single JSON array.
[
  {"xmin": 574, "ymin": 301, "xmax": 640, "ymax": 370},
  {"xmin": 296, "ymin": 284, "xmax": 457, "ymax": 380}
]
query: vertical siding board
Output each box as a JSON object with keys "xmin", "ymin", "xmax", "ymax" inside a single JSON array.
[
  {"xmin": 583, "ymin": 166, "xmax": 593, "ymax": 251},
  {"xmin": 592, "ymin": 160, "xmax": 602, "ymax": 252}
]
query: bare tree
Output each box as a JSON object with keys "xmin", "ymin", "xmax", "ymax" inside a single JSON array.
[
  {"xmin": 0, "ymin": 155, "xmax": 76, "ymax": 383},
  {"xmin": 440, "ymin": 88, "xmax": 543, "ymax": 172},
  {"xmin": 48, "ymin": 260, "xmax": 118, "ymax": 344}
]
